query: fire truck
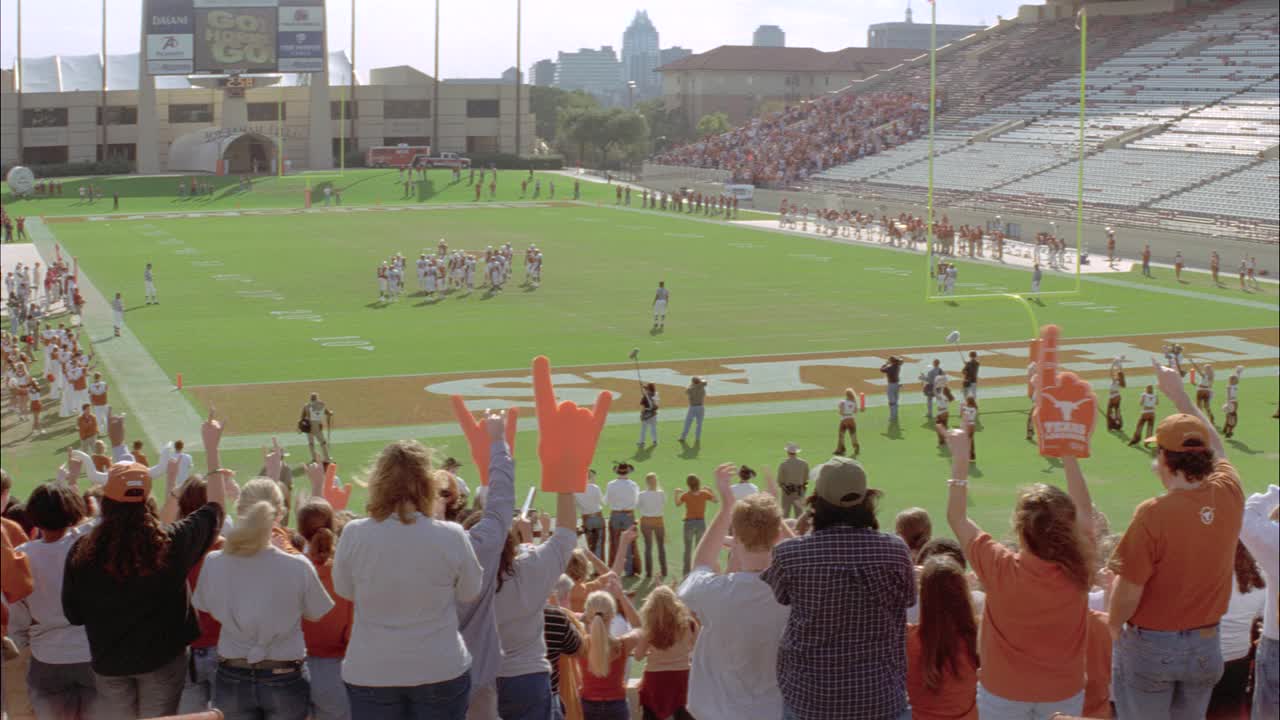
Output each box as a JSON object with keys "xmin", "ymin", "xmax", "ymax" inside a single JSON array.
[{"xmin": 365, "ymin": 145, "xmax": 470, "ymax": 169}]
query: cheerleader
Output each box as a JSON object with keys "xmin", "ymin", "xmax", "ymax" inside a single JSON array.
[
  {"xmin": 1222, "ymin": 373, "xmax": 1240, "ymax": 438},
  {"xmin": 934, "ymin": 381, "xmax": 955, "ymax": 446},
  {"xmin": 961, "ymin": 396, "xmax": 979, "ymax": 462}
]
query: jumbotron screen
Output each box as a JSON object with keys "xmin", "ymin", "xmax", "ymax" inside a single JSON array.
[{"xmin": 145, "ymin": 0, "xmax": 325, "ymax": 76}]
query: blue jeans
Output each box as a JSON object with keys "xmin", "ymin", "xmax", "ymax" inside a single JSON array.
[
  {"xmin": 179, "ymin": 646, "xmax": 219, "ymax": 713},
  {"xmin": 583, "ymin": 514, "xmax": 605, "ymax": 559},
  {"xmin": 27, "ymin": 657, "xmax": 105, "ymax": 720},
  {"xmin": 886, "ymin": 383, "xmax": 900, "ymax": 422},
  {"xmin": 345, "ymin": 672, "xmax": 471, "ymax": 720},
  {"xmin": 307, "ymin": 656, "xmax": 352, "ymax": 720},
  {"xmin": 976, "ymin": 684, "xmax": 1081, "ymax": 720},
  {"xmin": 682, "ymin": 518, "xmax": 706, "ymax": 576},
  {"xmin": 608, "ymin": 511, "xmax": 638, "ymax": 575},
  {"xmin": 496, "ymin": 672, "xmax": 553, "ymax": 720},
  {"xmin": 679, "ymin": 406, "xmax": 704, "ymax": 442},
  {"xmin": 215, "ymin": 663, "xmax": 311, "ymax": 720},
  {"xmin": 1112, "ymin": 624, "xmax": 1223, "ymax": 720},
  {"xmin": 94, "ymin": 650, "xmax": 187, "ymax": 720},
  {"xmin": 1255, "ymin": 636, "xmax": 1279, "ymax": 720},
  {"xmin": 581, "ymin": 699, "xmax": 629, "ymax": 720}
]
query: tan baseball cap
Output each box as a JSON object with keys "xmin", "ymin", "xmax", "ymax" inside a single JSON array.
[
  {"xmin": 814, "ymin": 457, "xmax": 868, "ymax": 507},
  {"xmin": 1145, "ymin": 413, "xmax": 1212, "ymax": 452},
  {"xmin": 103, "ymin": 462, "xmax": 152, "ymax": 503}
]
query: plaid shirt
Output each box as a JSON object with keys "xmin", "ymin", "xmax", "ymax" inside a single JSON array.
[{"xmin": 761, "ymin": 526, "xmax": 916, "ymax": 720}]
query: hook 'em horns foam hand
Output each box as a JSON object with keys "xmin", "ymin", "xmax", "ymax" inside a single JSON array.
[
  {"xmin": 1034, "ymin": 324, "xmax": 1098, "ymax": 458},
  {"xmin": 532, "ymin": 355, "xmax": 612, "ymax": 493},
  {"xmin": 450, "ymin": 396, "xmax": 519, "ymax": 487}
]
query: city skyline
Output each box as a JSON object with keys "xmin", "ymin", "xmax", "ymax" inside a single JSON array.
[{"xmin": 0, "ymin": 0, "xmax": 1022, "ymax": 81}]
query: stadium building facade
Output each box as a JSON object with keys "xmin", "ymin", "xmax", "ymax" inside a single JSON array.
[{"xmin": 0, "ymin": 51, "xmax": 534, "ymax": 173}]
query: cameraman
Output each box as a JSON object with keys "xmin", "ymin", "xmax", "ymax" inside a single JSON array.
[
  {"xmin": 880, "ymin": 355, "xmax": 904, "ymax": 423},
  {"xmin": 300, "ymin": 392, "xmax": 333, "ymax": 463}
]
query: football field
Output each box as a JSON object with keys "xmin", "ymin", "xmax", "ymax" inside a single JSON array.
[{"xmin": 5, "ymin": 173, "xmax": 1279, "ymax": 560}]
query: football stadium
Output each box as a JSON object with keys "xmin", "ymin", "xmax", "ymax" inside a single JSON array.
[{"xmin": 1, "ymin": 0, "xmax": 1278, "ymax": 718}]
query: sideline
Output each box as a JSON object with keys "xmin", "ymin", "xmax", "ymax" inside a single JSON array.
[{"xmin": 28, "ymin": 218, "xmax": 205, "ymax": 448}]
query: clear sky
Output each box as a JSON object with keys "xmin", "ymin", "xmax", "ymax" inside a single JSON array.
[{"xmin": 0, "ymin": 0, "xmax": 1026, "ymax": 79}]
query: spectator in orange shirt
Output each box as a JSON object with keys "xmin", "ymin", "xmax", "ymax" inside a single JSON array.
[
  {"xmin": 76, "ymin": 404, "xmax": 98, "ymax": 453},
  {"xmin": 674, "ymin": 474, "xmax": 716, "ymax": 576},
  {"xmin": 1083, "ymin": 610, "xmax": 1113, "ymax": 719},
  {"xmin": 906, "ymin": 556, "xmax": 978, "ymax": 720},
  {"xmin": 90, "ymin": 440, "xmax": 112, "ymax": 473},
  {"xmin": 130, "ymin": 441, "xmax": 149, "ymax": 467},
  {"xmin": 944, "ymin": 428, "xmax": 1095, "ymax": 719},
  {"xmin": 296, "ymin": 498, "xmax": 353, "ymax": 720},
  {"xmin": 2, "ymin": 469, "xmax": 35, "ymax": 639},
  {"xmin": 1107, "ymin": 361, "xmax": 1242, "ymax": 720}
]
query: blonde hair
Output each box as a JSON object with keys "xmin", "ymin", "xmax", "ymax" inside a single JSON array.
[
  {"xmin": 584, "ymin": 590, "xmax": 619, "ymax": 677},
  {"xmin": 644, "ymin": 472, "xmax": 659, "ymax": 491},
  {"xmin": 639, "ymin": 585, "xmax": 692, "ymax": 651},
  {"xmin": 224, "ymin": 478, "xmax": 285, "ymax": 557},
  {"xmin": 732, "ymin": 493, "xmax": 783, "ymax": 552},
  {"xmin": 365, "ymin": 440, "xmax": 438, "ymax": 523}
]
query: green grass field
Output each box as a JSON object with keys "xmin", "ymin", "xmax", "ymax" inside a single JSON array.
[{"xmin": 3, "ymin": 178, "xmax": 1278, "ymax": 581}]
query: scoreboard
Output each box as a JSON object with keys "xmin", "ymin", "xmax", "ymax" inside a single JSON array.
[{"xmin": 145, "ymin": 0, "xmax": 325, "ymax": 76}]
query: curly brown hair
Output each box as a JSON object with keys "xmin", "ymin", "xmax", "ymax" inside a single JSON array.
[
  {"xmin": 70, "ymin": 498, "xmax": 169, "ymax": 580},
  {"xmin": 365, "ymin": 440, "xmax": 438, "ymax": 523},
  {"xmin": 639, "ymin": 585, "xmax": 694, "ymax": 651},
  {"xmin": 496, "ymin": 527, "xmax": 520, "ymax": 593},
  {"xmin": 1234, "ymin": 541, "xmax": 1265, "ymax": 594},
  {"xmin": 1013, "ymin": 484, "xmax": 1094, "ymax": 591}
]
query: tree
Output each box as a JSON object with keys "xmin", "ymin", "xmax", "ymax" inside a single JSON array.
[
  {"xmin": 530, "ymin": 86, "xmax": 599, "ymax": 145},
  {"xmin": 636, "ymin": 99, "xmax": 694, "ymax": 153},
  {"xmin": 696, "ymin": 111, "xmax": 731, "ymax": 137},
  {"xmin": 556, "ymin": 107, "xmax": 650, "ymax": 168},
  {"xmin": 604, "ymin": 110, "xmax": 650, "ymax": 166}
]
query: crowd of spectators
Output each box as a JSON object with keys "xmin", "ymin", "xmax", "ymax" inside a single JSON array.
[
  {"xmin": 0, "ymin": 349, "xmax": 1277, "ymax": 720},
  {"xmin": 652, "ymin": 91, "xmax": 936, "ymax": 187}
]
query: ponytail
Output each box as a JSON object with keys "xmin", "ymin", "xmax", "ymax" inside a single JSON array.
[
  {"xmin": 308, "ymin": 527, "xmax": 336, "ymax": 566},
  {"xmin": 583, "ymin": 590, "xmax": 618, "ymax": 678},
  {"xmin": 224, "ymin": 501, "xmax": 276, "ymax": 556}
]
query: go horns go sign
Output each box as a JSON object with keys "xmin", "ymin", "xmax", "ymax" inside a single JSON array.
[{"xmin": 1034, "ymin": 324, "xmax": 1098, "ymax": 458}]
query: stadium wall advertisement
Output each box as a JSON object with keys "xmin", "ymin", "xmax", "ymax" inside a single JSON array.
[{"xmin": 143, "ymin": 0, "xmax": 325, "ymax": 75}]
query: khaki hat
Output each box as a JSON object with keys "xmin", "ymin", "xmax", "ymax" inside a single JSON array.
[
  {"xmin": 103, "ymin": 462, "xmax": 152, "ymax": 503},
  {"xmin": 1146, "ymin": 413, "xmax": 1212, "ymax": 452},
  {"xmin": 785, "ymin": 443, "xmax": 801, "ymax": 455},
  {"xmin": 814, "ymin": 457, "xmax": 868, "ymax": 507}
]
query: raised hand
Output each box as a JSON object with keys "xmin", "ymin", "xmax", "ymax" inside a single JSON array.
[
  {"xmin": 323, "ymin": 462, "xmax": 351, "ymax": 511},
  {"xmin": 201, "ymin": 408, "xmax": 224, "ymax": 472},
  {"xmin": 450, "ymin": 399, "xmax": 518, "ymax": 487},
  {"xmin": 1151, "ymin": 356, "xmax": 1188, "ymax": 401},
  {"xmin": 532, "ymin": 355, "xmax": 612, "ymax": 493},
  {"xmin": 1034, "ymin": 325, "xmax": 1097, "ymax": 458},
  {"xmin": 620, "ymin": 526, "xmax": 638, "ymax": 546},
  {"xmin": 304, "ymin": 462, "xmax": 326, "ymax": 499},
  {"xmin": 263, "ymin": 437, "xmax": 285, "ymax": 482},
  {"xmin": 714, "ymin": 463, "xmax": 737, "ymax": 503},
  {"xmin": 107, "ymin": 413, "xmax": 126, "ymax": 449}
]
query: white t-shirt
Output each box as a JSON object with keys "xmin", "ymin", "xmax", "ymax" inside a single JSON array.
[
  {"xmin": 730, "ymin": 483, "xmax": 759, "ymax": 503},
  {"xmin": 605, "ymin": 478, "xmax": 639, "ymax": 511},
  {"xmin": 17, "ymin": 525, "xmax": 93, "ymax": 664},
  {"xmin": 838, "ymin": 399, "xmax": 857, "ymax": 417},
  {"xmin": 194, "ymin": 545, "xmax": 334, "ymax": 663},
  {"xmin": 638, "ymin": 490, "xmax": 666, "ymax": 518},
  {"xmin": 575, "ymin": 484, "xmax": 604, "ymax": 515},
  {"xmin": 1220, "ymin": 582, "xmax": 1265, "ymax": 661},
  {"xmin": 1140, "ymin": 393, "xmax": 1157, "ymax": 412},
  {"xmin": 333, "ymin": 513, "xmax": 483, "ymax": 686},
  {"xmin": 678, "ymin": 567, "xmax": 790, "ymax": 720}
]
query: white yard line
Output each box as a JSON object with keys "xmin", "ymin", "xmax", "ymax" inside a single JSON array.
[
  {"xmin": 28, "ymin": 218, "xmax": 205, "ymax": 449},
  {"xmin": 1078, "ymin": 275, "xmax": 1279, "ymax": 311},
  {"xmin": 218, "ymin": 366, "xmax": 1280, "ymax": 451}
]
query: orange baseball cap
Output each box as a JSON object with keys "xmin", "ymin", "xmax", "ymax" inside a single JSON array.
[
  {"xmin": 1145, "ymin": 413, "xmax": 1212, "ymax": 452},
  {"xmin": 103, "ymin": 462, "xmax": 153, "ymax": 503}
]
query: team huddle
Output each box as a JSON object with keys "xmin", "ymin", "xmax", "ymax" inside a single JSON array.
[{"xmin": 374, "ymin": 239, "xmax": 544, "ymax": 302}]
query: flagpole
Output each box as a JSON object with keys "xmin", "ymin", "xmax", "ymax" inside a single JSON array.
[
  {"xmin": 1076, "ymin": 8, "xmax": 1087, "ymax": 290},
  {"xmin": 101, "ymin": 0, "xmax": 108, "ymax": 161},
  {"xmin": 16, "ymin": 0, "xmax": 24, "ymax": 164},
  {"xmin": 432, "ymin": 0, "xmax": 440, "ymax": 154},
  {"xmin": 515, "ymin": 0, "xmax": 522, "ymax": 158},
  {"xmin": 925, "ymin": 0, "xmax": 936, "ymax": 300}
]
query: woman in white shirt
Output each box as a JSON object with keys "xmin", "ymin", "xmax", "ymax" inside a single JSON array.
[
  {"xmin": 638, "ymin": 473, "xmax": 668, "ymax": 580},
  {"xmin": 961, "ymin": 397, "xmax": 978, "ymax": 463},
  {"xmin": 494, "ymin": 490, "xmax": 579, "ymax": 720},
  {"xmin": 1207, "ymin": 542, "xmax": 1266, "ymax": 716},
  {"xmin": 730, "ymin": 467, "xmax": 760, "ymax": 504},
  {"xmin": 333, "ymin": 439, "xmax": 484, "ymax": 719},
  {"xmin": 193, "ymin": 478, "xmax": 334, "ymax": 720},
  {"xmin": 13, "ymin": 483, "xmax": 101, "ymax": 720}
]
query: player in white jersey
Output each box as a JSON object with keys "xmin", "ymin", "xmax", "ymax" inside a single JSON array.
[
  {"xmin": 1129, "ymin": 385, "xmax": 1158, "ymax": 446},
  {"xmin": 1221, "ymin": 373, "xmax": 1240, "ymax": 437},
  {"xmin": 530, "ymin": 252, "xmax": 542, "ymax": 287},
  {"xmin": 652, "ymin": 281, "xmax": 670, "ymax": 330},
  {"xmin": 144, "ymin": 263, "xmax": 158, "ymax": 304},
  {"xmin": 417, "ymin": 255, "xmax": 429, "ymax": 292},
  {"xmin": 465, "ymin": 256, "xmax": 476, "ymax": 290},
  {"xmin": 487, "ymin": 260, "xmax": 503, "ymax": 291},
  {"xmin": 1194, "ymin": 362, "xmax": 1215, "ymax": 424}
]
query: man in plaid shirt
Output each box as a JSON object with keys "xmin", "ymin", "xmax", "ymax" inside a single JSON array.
[{"xmin": 761, "ymin": 457, "xmax": 915, "ymax": 720}]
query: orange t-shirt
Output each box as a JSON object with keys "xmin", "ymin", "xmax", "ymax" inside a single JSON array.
[
  {"xmin": 303, "ymin": 560, "xmax": 354, "ymax": 658},
  {"xmin": 1083, "ymin": 611, "xmax": 1113, "ymax": 718},
  {"xmin": 77, "ymin": 414, "xmax": 98, "ymax": 440},
  {"xmin": 188, "ymin": 536, "xmax": 226, "ymax": 649},
  {"xmin": 905, "ymin": 624, "xmax": 978, "ymax": 720},
  {"xmin": 1, "ymin": 518, "xmax": 34, "ymax": 632},
  {"xmin": 1109, "ymin": 459, "xmax": 1243, "ymax": 631},
  {"xmin": 967, "ymin": 533, "xmax": 1087, "ymax": 702},
  {"xmin": 677, "ymin": 489, "xmax": 715, "ymax": 520},
  {"xmin": 91, "ymin": 454, "xmax": 111, "ymax": 472},
  {"xmin": 271, "ymin": 526, "xmax": 302, "ymax": 554}
]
